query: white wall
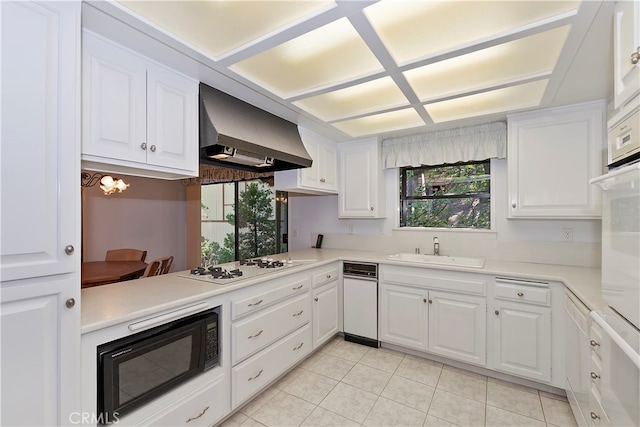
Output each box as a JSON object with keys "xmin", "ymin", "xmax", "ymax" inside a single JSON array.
[
  {"xmin": 82, "ymin": 172, "xmax": 188, "ymax": 271},
  {"xmin": 287, "ymin": 159, "xmax": 602, "ymax": 267}
]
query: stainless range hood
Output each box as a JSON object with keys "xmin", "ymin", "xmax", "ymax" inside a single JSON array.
[{"xmin": 199, "ymin": 83, "xmax": 312, "ymax": 172}]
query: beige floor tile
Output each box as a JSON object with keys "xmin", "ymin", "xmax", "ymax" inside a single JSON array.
[
  {"xmin": 363, "ymin": 396, "xmax": 427, "ymax": 427},
  {"xmin": 539, "ymin": 390, "xmax": 568, "ymax": 402},
  {"xmin": 541, "ymin": 395, "xmax": 578, "ymax": 426},
  {"xmin": 487, "ymin": 377, "xmax": 538, "ymax": 395},
  {"xmin": 428, "ymin": 389, "xmax": 486, "ymax": 426},
  {"xmin": 423, "ymin": 414, "xmax": 460, "ymax": 426},
  {"xmin": 485, "ymin": 405, "xmax": 546, "ymax": 427},
  {"xmin": 359, "ymin": 347, "xmax": 405, "ymax": 373},
  {"xmin": 251, "ymin": 390, "xmax": 315, "ymax": 427},
  {"xmin": 300, "ymin": 406, "xmax": 360, "ymax": 427},
  {"xmin": 319, "ymin": 382, "xmax": 378, "ymax": 423},
  {"xmin": 324, "ymin": 338, "xmax": 370, "ymax": 362},
  {"xmin": 437, "ymin": 366, "xmax": 487, "ymax": 403},
  {"xmin": 240, "ymin": 387, "xmax": 279, "ymax": 416},
  {"xmin": 297, "ymin": 350, "xmax": 326, "ymax": 370},
  {"xmin": 486, "ymin": 379, "xmax": 544, "ymax": 421},
  {"xmin": 219, "ymin": 411, "xmax": 249, "ymax": 427},
  {"xmin": 305, "ymin": 353, "xmax": 356, "ymax": 381},
  {"xmin": 395, "ymin": 354, "xmax": 443, "ymax": 387},
  {"xmin": 273, "ymin": 367, "xmax": 305, "ymax": 390},
  {"xmin": 341, "ymin": 363, "xmax": 392, "ymax": 395},
  {"xmin": 381, "ymin": 375, "xmax": 435, "ymax": 413},
  {"xmin": 280, "ymin": 370, "xmax": 338, "ymax": 405},
  {"xmin": 239, "ymin": 418, "xmax": 266, "ymax": 427}
]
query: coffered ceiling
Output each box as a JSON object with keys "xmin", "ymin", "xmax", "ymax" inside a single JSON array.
[{"xmin": 100, "ymin": 0, "xmax": 613, "ymax": 141}]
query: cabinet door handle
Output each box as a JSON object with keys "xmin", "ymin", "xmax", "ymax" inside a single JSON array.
[
  {"xmin": 495, "ymin": 310, "xmax": 500, "ymax": 315},
  {"xmin": 428, "ymin": 299, "xmax": 433, "ymax": 304},
  {"xmin": 512, "ymin": 202, "xmax": 517, "ymax": 209},
  {"xmin": 631, "ymin": 49, "xmax": 640, "ymax": 65},
  {"xmin": 64, "ymin": 244, "xmax": 74, "ymax": 255},
  {"xmin": 186, "ymin": 406, "xmax": 209, "ymax": 423},
  {"xmin": 326, "ymin": 274, "xmax": 332, "ymax": 279},
  {"xmin": 248, "ymin": 330, "xmax": 264, "ymax": 339},
  {"xmin": 590, "ymin": 412, "xmax": 600, "ymax": 420},
  {"xmin": 248, "ymin": 369, "xmax": 264, "ymax": 381},
  {"xmin": 140, "ymin": 142, "xmax": 147, "ymax": 150},
  {"xmin": 150, "ymin": 144, "xmax": 157, "ymax": 152},
  {"xmin": 320, "ymin": 178, "xmax": 326, "ymax": 183},
  {"xmin": 292, "ymin": 310, "xmax": 304, "ymax": 317},
  {"xmin": 517, "ymin": 292, "xmax": 524, "ymax": 297},
  {"xmin": 65, "ymin": 298, "xmax": 76, "ymax": 309},
  {"xmin": 314, "ymin": 297, "xmax": 319, "ymax": 302},
  {"xmin": 423, "ymin": 298, "xmax": 427, "ymax": 303},
  {"xmin": 590, "ymin": 372, "xmax": 600, "ymax": 380},
  {"xmin": 248, "ymin": 299, "xmax": 263, "ymax": 307},
  {"xmin": 292, "ymin": 284, "xmax": 303, "ymax": 290},
  {"xmin": 293, "ymin": 342, "xmax": 304, "ymax": 351},
  {"xmin": 590, "ymin": 339, "xmax": 600, "ymax": 347},
  {"xmin": 370, "ymin": 206, "xmax": 374, "ymax": 211}
]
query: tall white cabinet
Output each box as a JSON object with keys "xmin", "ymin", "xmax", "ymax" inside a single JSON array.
[
  {"xmin": 613, "ymin": 0, "xmax": 640, "ymax": 109},
  {"xmin": 1, "ymin": 1, "xmax": 81, "ymax": 425}
]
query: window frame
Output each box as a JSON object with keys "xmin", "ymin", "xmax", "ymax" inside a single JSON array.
[{"xmin": 399, "ymin": 159, "xmax": 493, "ymax": 230}]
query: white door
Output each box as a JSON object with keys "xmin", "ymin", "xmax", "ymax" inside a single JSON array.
[
  {"xmin": 379, "ymin": 284, "xmax": 428, "ymax": 351},
  {"xmin": 82, "ymin": 31, "xmax": 147, "ymax": 163},
  {"xmin": 613, "ymin": 0, "xmax": 640, "ymax": 109},
  {"xmin": 492, "ymin": 300, "xmax": 551, "ymax": 382},
  {"xmin": 343, "ymin": 277, "xmax": 377, "ymax": 340},
  {"xmin": 146, "ymin": 62, "xmax": 198, "ymax": 171},
  {"xmin": 428, "ymin": 291, "xmax": 486, "ymax": 366},
  {"xmin": 1, "ymin": 1, "xmax": 81, "ymax": 425},
  {"xmin": 313, "ymin": 281, "xmax": 339, "ymax": 348}
]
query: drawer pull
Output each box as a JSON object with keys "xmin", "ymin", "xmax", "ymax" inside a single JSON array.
[
  {"xmin": 186, "ymin": 406, "xmax": 209, "ymax": 423},
  {"xmin": 495, "ymin": 310, "xmax": 500, "ymax": 315},
  {"xmin": 590, "ymin": 412, "xmax": 600, "ymax": 420},
  {"xmin": 248, "ymin": 299, "xmax": 264, "ymax": 307},
  {"xmin": 517, "ymin": 292, "xmax": 524, "ymax": 297},
  {"xmin": 326, "ymin": 274, "xmax": 331, "ymax": 279},
  {"xmin": 248, "ymin": 330, "xmax": 264, "ymax": 339},
  {"xmin": 248, "ymin": 369, "xmax": 264, "ymax": 381},
  {"xmin": 292, "ymin": 284, "xmax": 304, "ymax": 290},
  {"xmin": 314, "ymin": 297, "xmax": 319, "ymax": 302},
  {"xmin": 590, "ymin": 339, "xmax": 600, "ymax": 347},
  {"xmin": 590, "ymin": 372, "xmax": 600, "ymax": 380},
  {"xmin": 293, "ymin": 342, "xmax": 304, "ymax": 351},
  {"xmin": 293, "ymin": 310, "xmax": 304, "ymax": 317}
]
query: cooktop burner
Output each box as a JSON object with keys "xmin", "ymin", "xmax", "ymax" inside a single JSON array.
[{"xmin": 180, "ymin": 258, "xmax": 305, "ymax": 285}]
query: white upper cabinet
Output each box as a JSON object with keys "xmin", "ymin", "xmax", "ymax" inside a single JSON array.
[
  {"xmin": 275, "ymin": 127, "xmax": 338, "ymax": 194},
  {"xmin": 82, "ymin": 31, "xmax": 198, "ymax": 179},
  {"xmin": 338, "ymin": 138, "xmax": 386, "ymax": 218},
  {"xmin": 613, "ymin": 0, "xmax": 640, "ymax": 109},
  {"xmin": 507, "ymin": 101, "xmax": 605, "ymax": 219}
]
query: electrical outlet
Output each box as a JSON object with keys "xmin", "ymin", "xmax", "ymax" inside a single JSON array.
[
  {"xmin": 562, "ymin": 228, "xmax": 573, "ymax": 242},
  {"xmin": 348, "ymin": 224, "xmax": 355, "ymax": 234}
]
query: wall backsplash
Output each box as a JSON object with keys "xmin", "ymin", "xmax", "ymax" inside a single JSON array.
[{"xmin": 287, "ymin": 159, "xmax": 602, "ymax": 268}]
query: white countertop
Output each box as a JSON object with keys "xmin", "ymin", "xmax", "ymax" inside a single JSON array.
[{"xmin": 81, "ymin": 248, "xmax": 603, "ymax": 334}]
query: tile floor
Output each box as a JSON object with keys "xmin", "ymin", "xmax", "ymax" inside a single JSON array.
[{"xmin": 220, "ymin": 337, "xmax": 577, "ymax": 427}]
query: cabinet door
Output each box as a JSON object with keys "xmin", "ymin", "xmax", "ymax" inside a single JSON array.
[
  {"xmin": 300, "ymin": 137, "xmax": 321, "ymax": 188},
  {"xmin": 507, "ymin": 102, "xmax": 604, "ymax": 218},
  {"xmin": 492, "ymin": 300, "xmax": 551, "ymax": 382},
  {"xmin": 312, "ymin": 280, "xmax": 339, "ymax": 348},
  {"xmin": 82, "ymin": 31, "xmax": 147, "ymax": 163},
  {"xmin": 428, "ymin": 291, "xmax": 486, "ymax": 366},
  {"xmin": 338, "ymin": 138, "xmax": 385, "ymax": 218},
  {"xmin": 613, "ymin": 0, "xmax": 640, "ymax": 109},
  {"xmin": 379, "ymin": 284, "xmax": 428, "ymax": 351},
  {"xmin": 319, "ymin": 142, "xmax": 338, "ymax": 190},
  {"xmin": 146, "ymin": 63, "xmax": 198, "ymax": 171}
]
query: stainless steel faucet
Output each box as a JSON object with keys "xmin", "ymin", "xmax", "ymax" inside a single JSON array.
[{"xmin": 433, "ymin": 237, "xmax": 440, "ymax": 256}]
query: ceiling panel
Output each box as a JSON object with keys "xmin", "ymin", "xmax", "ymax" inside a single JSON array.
[{"xmin": 331, "ymin": 108, "xmax": 425, "ymax": 137}]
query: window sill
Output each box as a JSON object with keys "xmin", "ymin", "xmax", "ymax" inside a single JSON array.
[{"xmin": 392, "ymin": 227, "xmax": 496, "ymax": 234}]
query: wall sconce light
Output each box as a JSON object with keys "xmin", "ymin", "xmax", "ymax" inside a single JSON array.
[{"xmin": 81, "ymin": 172, "xmax": 130, "ymax": 195}]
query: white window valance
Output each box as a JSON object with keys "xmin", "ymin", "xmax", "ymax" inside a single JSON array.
[{"xmin": 381, "ymin": 121, "xmax": 506, "ymax": 169}]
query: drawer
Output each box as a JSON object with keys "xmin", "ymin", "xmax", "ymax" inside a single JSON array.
[
  {"xmin": 312, "ymin": 265, "xmax": 338, "ymax": 288},
  {"xmin": 495, "ymin": 278, "xmax": 549, "ymax": 305},
  {"xmin": 590, "ymin": 351, "xmax": 602, "ymax": 388},
  {"xmin": 564, "ymin": 293, "xmax": 590, "ymax": 335},
  {"xmin": 232, "ymin": 273, "xmax": 310, "ymax": 319},
  {"xmin": 143, "ymin": 374, "xmax": 228, "ymax": 427},
  {"xmin": 232, "ymin": 324, "xmax": 311, "ymax": 408},
  {"xmin": 589, "ymin": 386, "xmax": 610, "ymax": 426},
  {"xmin": 590, "ymin": 322, "xmax": 603, "ymax": 358},
  {"xmin": 232, "ymin": 293, "xmax": 310, "ymax": 364}
]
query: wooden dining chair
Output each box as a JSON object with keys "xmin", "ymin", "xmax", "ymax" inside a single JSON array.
[
  {"xmin": 105, "ymin": 249, "xmax": 147, "ymax": 262},
  {"xmin": 142, "ymin": 256, "xmax": 173, "ymax": 278}
]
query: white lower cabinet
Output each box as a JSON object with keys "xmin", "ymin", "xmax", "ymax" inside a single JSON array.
[
  {"xmin": 312, "ymin": 280, "xmax": 339, "ymax": 348},
  {"xmin": 232, "ymin": 324, "xmax": 311, "ymax": 407},
  {"xmin": 491, "ymin": 300, "xmax": 551, "ymax": 382},
  {"xmin": 379, "ymin": 283, "xmax": 428, "ymax": 351},
  {"xmin": 428, "ymin": 291, "xmax": 486, "ymax": 366}
]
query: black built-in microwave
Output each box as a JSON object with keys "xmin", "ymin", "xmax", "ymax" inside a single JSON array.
[{"xmin": 97, "ymin": 306, "xmax": 220, "ymax": 423}]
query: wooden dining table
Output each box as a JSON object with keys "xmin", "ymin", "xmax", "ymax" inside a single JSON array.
[{"xmin": 81, "ymin": 261, "xmax": 148, "ymax": 288}]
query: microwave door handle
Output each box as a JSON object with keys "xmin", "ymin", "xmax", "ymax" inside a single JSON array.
[
  {"xmin": 128, "ymin": 302, "xmax": 209, "ymax": 332},
  {"xmin": 590, "ymin": 311, "xmax": 640, "ymax": 370}
]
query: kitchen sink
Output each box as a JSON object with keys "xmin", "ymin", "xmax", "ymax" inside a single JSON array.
[{"xmin": 386, "ymin": 253, "xmax": 485, "ymax": 268}]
